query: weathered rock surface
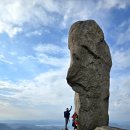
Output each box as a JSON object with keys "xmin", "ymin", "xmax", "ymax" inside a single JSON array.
[
  {"xmin": 94, "ymin": 126, "xmax": 126, "ymax": 130},
  {"xmin": 66, "ymin": 20, "xmax": 112, "ymax": 130}
]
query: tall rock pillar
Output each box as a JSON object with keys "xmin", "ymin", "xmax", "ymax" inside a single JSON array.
[{"xmin": 66, "ymin": 20, "xmax": 112, "ymax": 130}]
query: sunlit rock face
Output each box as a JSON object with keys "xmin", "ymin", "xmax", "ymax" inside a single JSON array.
[{"xmin": 67, "ymin": 20, "xmax": 112, "ymax": 130}]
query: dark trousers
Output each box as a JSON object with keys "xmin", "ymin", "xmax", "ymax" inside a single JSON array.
[
  {"xmin": 65, "ymin": 118, "xmax": 69, "ymax": 129},
  {"xmin": 72, "ymin": 121, "xmax": 77, "ymax": 130}
]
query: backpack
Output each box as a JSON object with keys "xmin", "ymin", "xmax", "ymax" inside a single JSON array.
[{"xmin": 64, "ymin": 111, "xmax": 70, "ymax": 119}]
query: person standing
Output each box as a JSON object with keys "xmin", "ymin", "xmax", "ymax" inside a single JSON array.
[
  {"xmin": 64, "ymin": 106, "xmax": 72, "ymax": 130},
  {"xmin": 72, "ymin": 112, "xmax": 79, "ymax": 130}
]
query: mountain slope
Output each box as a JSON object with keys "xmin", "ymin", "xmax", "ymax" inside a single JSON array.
[{"xmin": 0, "ymin": 123, "xmax": 14, "ymax": 130}]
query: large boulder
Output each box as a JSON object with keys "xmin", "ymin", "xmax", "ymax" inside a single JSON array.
[
  {"xmin": 94, "ymin": 126, "xmax": 126, "ymax": 130},
  {"xmin": 66, "ymin": 20, "xmax": 112, "ymax": 130}
]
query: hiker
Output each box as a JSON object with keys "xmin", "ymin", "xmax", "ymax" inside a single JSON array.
[
  {"xmin": 72, "ymin": 112, "xmax": 79, "ymax": 130},
  {"xmin": 64, "ymin": 106, "xmax": 72, "ymax": 130}
]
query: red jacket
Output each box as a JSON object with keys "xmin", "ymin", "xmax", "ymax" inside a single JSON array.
[{"xmin": 72, "ymin": 113, "xmax": 79, "ymax": 126}]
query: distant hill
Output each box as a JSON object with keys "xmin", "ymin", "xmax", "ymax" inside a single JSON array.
[
  {"xmin": 0, "ymin": 123, "xmax": 14, "ymax": 130},
  {"xmin": 17, "ymin": 126, "xmax": 63, "ymax": 130},
  {"xmin": 17, "ymin": 126, "xmax": 43, "ymax": 130},
  {"xmin": 0, "ymin": 123, "xmax": 65, "ymax": 130},
  {"xmin": 110, "ymin": 122, "xmax": 130, "ymax": 130},
  {"xmin": 0, "ymin": 121, "xmax": 129, "ymax": 130}
]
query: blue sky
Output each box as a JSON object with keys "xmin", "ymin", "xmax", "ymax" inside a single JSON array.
[{"xmin": 0, "ymin": 0, "xmax": 130, "ymax": 123}]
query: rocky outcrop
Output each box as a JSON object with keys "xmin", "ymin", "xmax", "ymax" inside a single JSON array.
[
  {"xmin": 66, "ymin": 20, "xmax": 112, "ymax": 130},
  {"xmin": 94, "ymin": 126, "xmax": 126, "ymax": 130}
]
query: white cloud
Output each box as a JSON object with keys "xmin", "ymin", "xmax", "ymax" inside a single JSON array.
[
  {"xmin": 1, "ymin": 0, "xmax": 130, "ymax": 37},
  {"xmin": 97, "ymin": 0, "xmax": 130, "ymax": 9},
  {"xmin": 0, "ymin": 0, "xmax": 57, "ymax": 37},
  {"xmin": 116, "ymin": 20, "xmax": 130, "ymax": 45},
  {"xmin": 9, "ymin": 51, "xmax": 17, "ymax": 56},
  {"xmin": 40, "ymin": 0, "xmax": 60, "ymax": 13},
  {"xmin": 59, "ymin": 0, "xmax": 92, "ymax": 29},
  {"xmin": 109, "ymin": 75, "xmax": 130, "ymax": 122},
  {"xmin": 0, "ymin": 21, "xmax": 22, "ymax": 38},
  {"xmin": 0, "ymin": 54, "xmax": 13, "ymax": 64},
  {"xmin": 17, "ymin": 55, "xmax": 35, "ymax": 63},
  {"xmin": 35, "ymin": 53, "xmax": 69, "ymax": 67},
  {"xmin": 111, "ymin": 49, "xmax": 130, "ymax": 70},
  {"xmin": 25, "ymin": 30, "xmax": 42, "ymax": 37},
  {"xmin": 0, "ymin": 0, "xmax": 24, "ymax": 37},
  {"xmin": 61, "ymin": 35, "xmax": 68, "ymax": 44},
  {"xmin": 17, "ymin": 43, "xmax": 69, "ymax": 67},
  {"xmin": 57, "ymin": 0, "xmax": 118, "ymax": 29},
  {"xmin": 34, "ymin": 43, "xmax": 68, "ymax": 55},
  {"xmin": 0, "ymin": 67, "xmax": 74, "ymax": 120},
  {"xmin": 0, "ymin": 101, "xmax": 50, "ymax": 120},
  {"xmin": 0, "ymin": 42, "xmax": 72, "ymax": 120},
  {"xmin": 34, "ymin": 43, "xmax": 70, "ymax": 67}
]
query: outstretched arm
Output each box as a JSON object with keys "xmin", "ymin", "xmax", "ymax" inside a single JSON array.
[{"xmin": 69, "ymin": 106, "xmax": 72, "ymax": 112}]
